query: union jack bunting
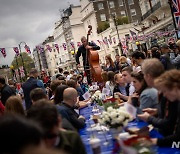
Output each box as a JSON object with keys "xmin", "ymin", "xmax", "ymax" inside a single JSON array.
[
  {"xmin": 113, "ymin": 37, "xmax": 116, "ymax": 44},
  {"xmin": 70, "ymin": 42, "xmax": 75, "ymax": 49},
  {"xmin": 77, "ymin": 42, "xmax": 81, "ymax": 48},
  {"xmin": 46, "ymin": 45, "xmax": 52, "ymax": 52},
  {"xmin": 62, "ymin": 43, "xmax": 67, "ymax": 50},
  {"xmin": 108, "ymin": 39, "xmax": 112, "ymax": 45},
  {"xmin": 19, "ymin": 66, "xmax": 25, "ymax": 78},
  {"xmin": 36, "ymin": 45, "xmax": 44, "ymax": 53},
  {"xmin": 15, "ymin": 69, "xmax": 19, "ymax": 77},
  {"xmin": 121, "ymin": 41, "xmax": 128, "ymax": 55},
  {"xmin": 54, "ymin": 44, "xmax": 59, "ymax": 53},
  {"xmin": 13, "ymin": 47, "xmax": 20, "ymax": 56},
  {"xmin": 24, "ymin": 45, "xmax": 31, "ymax": 54},
  {"xmin": 97, "ymin": 40, "xmax": 101, "ymax": 45},
  {"xmin": 0, "ymin": 48, "xmax": 6, "ymax": 58},
  {"xmin": 172, "ymin": 0, "xmax": 180, "ymax": 29}
]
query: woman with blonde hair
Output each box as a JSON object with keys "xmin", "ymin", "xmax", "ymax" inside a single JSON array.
[
  {"xmin": 119, "ymin": 56, "xmax": 129, "ymax": 71},
  {"xmin": 5, "ymin": 95, "xmax": 25, "ymax": 116}
]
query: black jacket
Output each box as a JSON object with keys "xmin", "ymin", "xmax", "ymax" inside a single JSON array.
[
  {"xmin": 157, "ymin": 101, "xmax": 180, "ymax": 147},
  {"xmin": 0, "ymin": 84, "xmax": 16, "ymax": 105},
  {"xmin": 147, "ymin": 96, "xmax": 178, "ymax": 137},
  {"xmin": 57, "ymin": 102, "xmax": 86, "ymax": 130},
  {"xmin": 76, "ymin": 42, "xmax": 100, "ymax": 67}
]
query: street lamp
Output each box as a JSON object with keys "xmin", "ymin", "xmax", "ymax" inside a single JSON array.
[
  {"xmin": 19, "ymin": 41, "xmax": 27, "ymax": 79},
  {"xmin": 112, "ymin": 14, "xmax": 123, "ymax": 55}
]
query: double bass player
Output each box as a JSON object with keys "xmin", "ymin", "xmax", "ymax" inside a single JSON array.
[{"xmin": 76, "ymin": 36, "xmax": 100, "ymax": 83}]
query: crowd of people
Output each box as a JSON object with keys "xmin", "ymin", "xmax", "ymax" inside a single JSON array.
[{"xmin": 0, "ymin": 40, "xmax": 180, "ymax": 153}]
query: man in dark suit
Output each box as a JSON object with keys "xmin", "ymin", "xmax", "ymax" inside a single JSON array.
[
  {"xmin": 57, "ymin": 87, "xmax": 86, "ymax": 130},
  {"xmin": 0, "ymin": 76, "xmax": 16, "ymax": 105},
  {"xmin": 22, "ymin": 68, "xmax": 44, "ymax": 110}
]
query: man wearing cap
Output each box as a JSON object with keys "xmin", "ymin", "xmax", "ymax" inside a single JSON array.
[{"xmin": 160, "ymin": 43, "xmax": 175, "ymax": 70}]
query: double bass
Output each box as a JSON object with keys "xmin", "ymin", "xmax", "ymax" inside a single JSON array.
[{"xmin": 85, "ymin": 25, "xmax": 102, "ymax": 83}]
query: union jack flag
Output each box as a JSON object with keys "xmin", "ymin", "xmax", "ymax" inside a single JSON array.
[
  {"xmin": 0, "ymin": 48, "xmax": 6, "ymax": 58},
  {"xmin": 36, "ymin": 45, "xmax": 44, "ymax": 53},
  {"xmin": 121, "ymin": 41, "xmax": 128, "ymax": 55},
  {"xmin": 172, "ymin": 0, "xmax": 180, "ymax": 29},
  {"xmin": 54, "ymin": 44, "xmax": 59, "ymax": 53},
  {"xmin": 46, "ymin": 44, "xmax": 52, "ymax": 52},
  {"xmin": 62, "ymin": 43, "xmax": 67, "ymax": 50},
  {"xmin": 70, "ymin": 42, "xmax": 75, "ymax": 49},
  {"xmin": 24, "ymin": 45, "xmax": 31, "ymax": 54},
  {"xmin": 13, "ymin": 47, "xmax": 20, "ymax": 56},
  {"xmin": 113, "ymin": 37, "xmax": 116, "ymax": 44},
  {"xmin": 15, "ymin": 69, "xmax": 19, "ymax": 77},
  {"xmin": 19, "ymin": 66, "xmax": 25, "ymax": 77},
  {"xmin": 77, "ymin": 42, "xmax": 81, "ymax": 48}
]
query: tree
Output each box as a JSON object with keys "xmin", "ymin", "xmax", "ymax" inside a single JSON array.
[
  {"xmin": 116, "ymin": 16, "xmax": 129, "ymax": 25},
  {"xmin": 97, "ymin": 21, "xmax": 110, "ymax": 33},
  {"xmin": 11, "ymin": 52, "xmax": 34, "ymax": 73}
]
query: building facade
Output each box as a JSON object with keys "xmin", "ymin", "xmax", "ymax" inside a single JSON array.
[
  {"xmin": 139, "ymin": 0, "xmax": 174, "ymax": 48},
  {"xmin": 53, "ymin": 5, "xmax": 86, "ymax": 71}
]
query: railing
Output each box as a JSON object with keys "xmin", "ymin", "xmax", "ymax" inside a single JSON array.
[{"xmin": 141, "ymin": 1, "xmax": 161, "ymax": 21}]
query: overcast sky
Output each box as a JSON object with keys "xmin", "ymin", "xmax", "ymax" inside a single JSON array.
[{"xmin": 0, "ymin": 0, "xmax": 79, "ymax": 65}]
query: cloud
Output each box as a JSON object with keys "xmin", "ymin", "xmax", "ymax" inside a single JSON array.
[{"xmin": 0, "ymin": 0, "xmax": 79, "ymax": 65}]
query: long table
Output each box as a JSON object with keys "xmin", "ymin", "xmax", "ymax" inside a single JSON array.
[{"xmin": 79, "ymin": 106, "xmax": 180, "ymax": 154}]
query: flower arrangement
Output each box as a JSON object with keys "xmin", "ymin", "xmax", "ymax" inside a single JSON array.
[
  {"xmin": 91, "ymin": 90, "xmax": 104, "ymax": 106},
  {"xmin": 98, "ymin": 106, "xmax": 132, "ymax": 129}
]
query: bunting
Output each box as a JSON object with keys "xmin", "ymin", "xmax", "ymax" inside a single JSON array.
[
  {"xmin": 54, "ymin": 43, "xmax": 59, "ymax": 53},
  {"xmin": 24, "ymin": 45, "xmax": 31, "ymax": 54},
  {"xmin": 19, "ymin": 66, "xmax": 25, "ymax": 78},
  {"xmin": 0, "ymin": 30, "xmax": 177, "ymax": 58},
  {"xmin": 15, "ymin": 69, "xmax": 19, "ymax": 77},
  {"xmin": 70, "ymin": 42, "xmax": 75, "ymax": 49},
  {"xmin": 121, "ymin": 41, "xmax": 128, "ymax": 55},
  {"xmin": 62, "ymin": 43, "xmax": 67, "ymax": 50},
  {"xmin": 0, "ymin": 48, "xmax": 6, "ymax": 57},
  {"xmin": 113, "ymin": 37, "xmax": 116, "ymax": 44},
  {"xmin": 77, "ymin": 42, "xmax": 81, "ymax": 48},
  {"xmin": 36, "ymin": 45, "xmax": 44, "ymax": 53},
  {"xmin": 13, "ymin": 47, "xmax": 20, "ymax": 56},
  {"xmin": 46, "ymin": 45, "xmax": 52, "ymax": 52}
]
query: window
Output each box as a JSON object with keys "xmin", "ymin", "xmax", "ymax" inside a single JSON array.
[
  {"xmin": 109, "ymin": 1, "xmax": 115, "ymax": 8},
  {"xmin": 98, "ymin": 3, "xmax": 104, "ymax": 10},
  {"xmin": 119, "ymin": 0, "xmax": 123, "ymax": 6},
  {"xmin": 100, "ymin": 14, "xmax": 106, "ymax": 21},
  {"xmin": 120, "ymin": 11, "xmax": 126, "ymax": 16},
  {"xmin": 131, "ymin": 9, "xmax": 136, "ymax": 16},
  {"xmin": 128, "ymin": 0, "xmax": 134, "ymax": 5}
]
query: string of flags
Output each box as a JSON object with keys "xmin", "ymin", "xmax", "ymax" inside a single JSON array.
[{"xmin": 0, "ymin": 30, "xmax": 176, "ymax": 58}]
